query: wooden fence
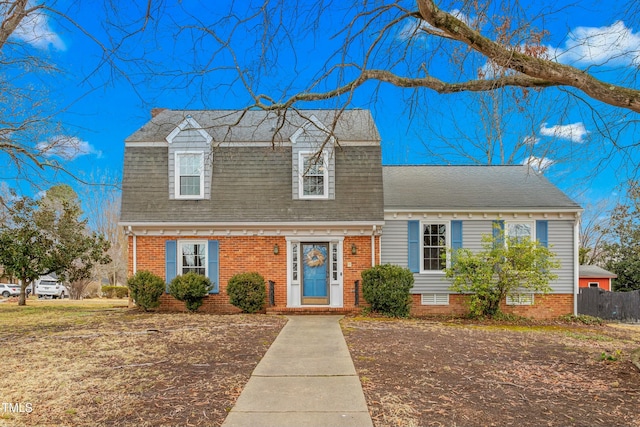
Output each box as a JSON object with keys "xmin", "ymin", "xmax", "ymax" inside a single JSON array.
[{"xmin": 577, "ymin": 288, "xmax": 640, "ymax": 322}]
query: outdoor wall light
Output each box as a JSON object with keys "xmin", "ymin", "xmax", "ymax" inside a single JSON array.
[
  {"xmin": 273, "ymin": 244, "xmax": 279, "ymax": 255},
  {"xmin": 351, "ymin": 243, "xmax": 357, "ymax": 255}
]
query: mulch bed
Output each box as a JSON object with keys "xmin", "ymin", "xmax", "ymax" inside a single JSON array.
[{"xmin": 342, "ymin": 317, "xmax": 640, "ymax": 427}]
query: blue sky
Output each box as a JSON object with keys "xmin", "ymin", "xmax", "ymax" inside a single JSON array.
[{"xmin": 2, "ymin": 0, "xmax": 639, "ymax": 215}]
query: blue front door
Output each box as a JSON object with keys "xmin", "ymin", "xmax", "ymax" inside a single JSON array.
[{"xmin": 302, "ymin": 243, "xmax": 329, "ymax": 305}]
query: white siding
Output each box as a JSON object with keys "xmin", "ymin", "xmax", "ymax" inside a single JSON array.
[{"xmin": 381, "ymin": 219, "xmax": 576, "ymax": 294}]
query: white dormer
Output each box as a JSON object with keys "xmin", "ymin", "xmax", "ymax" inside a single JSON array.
[
  {"xmin": 167, "ymin": 115, "xmax": 213, "ymax": 200},
  {"xmin": 289, "ymin": 114, "xmax": 336, "ymax": 146},
  {"xmin": 290, "ymin": 115, "xmax": 336, "ymax": 200},
  {"xmin": 166, "ymin": 115, "xmax": 213, "ymax": 145}
]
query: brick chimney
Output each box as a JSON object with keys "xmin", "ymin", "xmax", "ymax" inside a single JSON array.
[{"xmin": 151, "ymin": 108, "xmax": 167, "ymax": 118}]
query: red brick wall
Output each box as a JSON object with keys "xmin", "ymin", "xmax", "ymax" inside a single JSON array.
[
  {"xmin": 410, "ymin": 293, "xmax": 574, "ymax": 319},
  {"xmin": 343, "ymin": 235, "xmax": 377, "ymax": 308},
  {"xmin": 579, "ymin": 278, "xmax": 611, "ymax": 291},
  {"xmin": 128, "ymin": 234, "xmax": 378, "ymax": 313}
]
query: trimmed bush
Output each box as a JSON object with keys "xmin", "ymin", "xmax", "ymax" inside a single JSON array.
[
  {"xmin": 127, "ymin": 270, "xmax": 165, "ymax": 312},
  {"xmin": 101, "ymin": 285, "xmax": 129, "ymax": 299},
  {"xmin": 361, "ymin": 264, "xmax": 414, "ymax": 317},
  {"xmin": 227, "ymin": 272, "xmax": 267, "ymax": 314},
  {"xmin": 169, "ymin": 272, "xmax": 213, "ymax": 312}
]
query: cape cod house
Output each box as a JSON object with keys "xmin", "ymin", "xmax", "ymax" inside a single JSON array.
[{"xmin": 120, "ymin": 109, "xmax": 582, "ymax": 318}]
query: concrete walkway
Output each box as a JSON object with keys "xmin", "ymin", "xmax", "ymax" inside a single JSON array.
[{"xmin": 222, "ymin": 315, "xmax": 373, "ymax": 427}]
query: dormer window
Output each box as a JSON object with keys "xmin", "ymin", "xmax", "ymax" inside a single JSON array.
[
  {"xmin": 299, "ymin": 151, "xmax": 329, "ymax": 199},
  {"xmin": 175, "ymin": 152, "xmax": 204, "ymax": 199}
]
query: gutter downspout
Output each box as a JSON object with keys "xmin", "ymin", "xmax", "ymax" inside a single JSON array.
[
  {"xmin": 573, "ymin": 214, "xmax": 580, "ymax": 316},
  {"xmin": 128, "ymin": 226, "xmax": 137, "ymax": 275},
  {"xmin": 371, "ymin": 225, "xmax": 376, "ymax": 267}
]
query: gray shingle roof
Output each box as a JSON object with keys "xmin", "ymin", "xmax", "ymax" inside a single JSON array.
[
  {"xmin": 579, "ymin": 265, "xmax": 617, "ymax": 278},
  {"xmin": 383, "ymin": 165, "xmax": 582, "ymax": 211},
  {"xmin": 126, "ymin": 109, "xmax": 380, "ymax": 144}
]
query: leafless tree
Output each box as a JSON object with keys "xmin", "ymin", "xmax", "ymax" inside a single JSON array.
[
  {"xmin": 579, "ymin": 199, "xmax": 613, "ymax": 266},
  {"xmin": 102, "ymin": 0, "xmax": 638, "ymax": 182},
  {"xmin": 78, "ymin": 172, "xmax": 127, "ymax": 287},
  {"xmin": 0, "ymin": 0, "xmax": 137, "ymax": 191}
]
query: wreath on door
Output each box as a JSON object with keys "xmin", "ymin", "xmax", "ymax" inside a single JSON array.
[{"xmin": 305, "ymin": 248, "xmax": 326, "ymax": 268}]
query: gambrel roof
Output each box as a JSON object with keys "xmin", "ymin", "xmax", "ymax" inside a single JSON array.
[{"xmin": 120, "ymin": 109, "xmax": 384, "ymax": 224}]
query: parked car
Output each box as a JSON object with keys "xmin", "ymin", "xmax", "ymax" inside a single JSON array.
[
  {"xmin": 0, "ymin": 283, "xmax": 21, "ymax": 298},
  {"xmin": 36, "ymin": 278, "xmax": 68, "ymax": 299}
]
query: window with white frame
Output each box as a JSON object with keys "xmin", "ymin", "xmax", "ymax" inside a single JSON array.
[
  {"xmin": 292, "ymin": 242, "xmax": 299, "ymax": 282},
  {"xmin": 505, "ymin": 221, "xmax": 534, "ymax": 242},
  {"xmin": 179, "ymin": 241, "xmax": 207, "ymax": 276},
  {"xmin": 176, "ymin": 152, "xmax": 204, "ymax": 198},
  {"xmin": 299, "ymin": 152, "xmax": 328, "ymax": 198},
  {"xmin": 588, "ymin": 282, "xmax": 599, "ymax": 288},
  {"xmin": 331, "ymin": 243, "xmax": 338, "ymax": 281},
  {"xmin": 422, "ymin": 223, "xmax": 447, "ymax": 271}
]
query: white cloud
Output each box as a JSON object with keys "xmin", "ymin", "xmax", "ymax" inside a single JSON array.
[
  {"xmin": 13, "ymin": 10, "xmax": 66, "ymax": 51},
  {"xmin": 523, "ymin": 156, "xmax": 554, "ymax": 172},
  {"xmin": 539, "ymin": 122, "xmax": 588, "ymax": 143},
  {"xmin": 550, "ymin": 21, "xmax": 640, "ymax": 66},
  {"xmin": 37, "ymin": 136, "xmax": 100, "ymax": 160}
]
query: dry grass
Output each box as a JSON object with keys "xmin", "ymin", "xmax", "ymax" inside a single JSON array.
[
  {"xmin": 0, "ymin": 299, "xmax": 286, "ymax": 427},
  {"xmin": 343, "ymin": 317, "xmax": 640, "ymax": 427}
]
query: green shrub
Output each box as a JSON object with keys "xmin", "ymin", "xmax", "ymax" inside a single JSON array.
[
  {"xmin": 559, "ymin": 314, "xmax": 606, "ymax": 325},
  {"xmin": 127, "ymin": 270, "xmax": 166, "ymax": 312},
  {"xmin": 362, "ymin": 264, "xmax": 414, "ymax": 317},
  {"xmin": 169, "ymin": 272, "xmax": 213, "ymax": 312},
  {"xmin": 227, "ymin": 272, "xmax": 267, "ymax": 313},
  {"xmin": 101, "ymin": 285, "xmax": 129, "ymax": 299}
]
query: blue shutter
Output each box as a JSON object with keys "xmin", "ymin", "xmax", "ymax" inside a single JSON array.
[
  {"xmin": 451, "ymin": 221, "xmax": 463, "ymax": 250},
  {"xmin": 208, "ymin": 240, "xmax": 219, "ymax": 294},
  {"xmin": 536, "ymin": 220, "xmax": 548, "ymax": 247},
  {"xmin": 451, "ymin": 220, "xmax": 463, "ymax": 266},
  {"xmin": 408, "ymin": 221, "xmax": 420, "ymax": 273},
  {"xmin": 492, "ymin": 220, "xmax": 505, "ymax": 248},
  {"xmin": 165, "ymin": 240, "xmax": 177, "ymax": 293}
]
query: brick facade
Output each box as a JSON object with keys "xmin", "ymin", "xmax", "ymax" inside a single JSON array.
[
  {"xmin": 129, "ymin": 235, "xmax": 573, "ymax": 319},
  {"xmin": 410, "ymin": 293, "xmax": 574, "ymax": 319},
  {"xmin": 129, "ymin": 234, "xmax": 379, "ymax": 313}
]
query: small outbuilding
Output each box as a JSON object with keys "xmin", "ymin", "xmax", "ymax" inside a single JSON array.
[{"xmin": 579, "ymin": 265, "xmax": 617, "ymax": 291}]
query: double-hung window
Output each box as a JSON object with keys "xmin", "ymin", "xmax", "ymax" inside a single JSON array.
[
  {"xmin": 179, "ymin": 241, "xmax": 207, "ymax": 276},
  {"xmin": 422, "ymin": 223, "xmax": 448, "ymax": 272},
  {"xmin": 299, "ymin": 152, "xmax": 328, "ymax": 199},
  {"xmin": 505, "ymin": 221, "xmax": 533, "ymax": 242},
  {"xmin": 176, "ymin": 152, "xmax": 204, "ymax": 199}
]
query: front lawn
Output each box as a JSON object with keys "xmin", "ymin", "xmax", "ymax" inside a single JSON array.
[
  {"xmin": 342, "ymin": 317, "xmax": 640, "ymax": 427},
  {"xmin": 0, "ymin": 299, "xmax": 286, "ymax": 427}
]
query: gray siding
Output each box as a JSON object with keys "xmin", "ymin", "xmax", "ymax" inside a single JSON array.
[
  {"xmin": 381, "ymin": 219, "xmax": 576, "ymax": 294},
  {"xmin": 548, "ymin": 220, "xmax": 576, "ymax": 294}
]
